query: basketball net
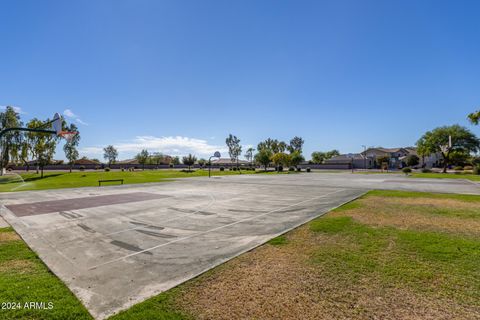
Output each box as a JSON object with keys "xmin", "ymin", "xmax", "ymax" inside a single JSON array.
[{"xmin": 58, "ymin": 131, "xmax": 78, "ymax": 143}]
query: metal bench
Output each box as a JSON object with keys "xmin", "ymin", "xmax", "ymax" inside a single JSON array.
[{"xmin": 98, "ymin": 179, "xmax": 124, "ymax": 186}]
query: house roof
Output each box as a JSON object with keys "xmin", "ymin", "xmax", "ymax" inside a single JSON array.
[
  {"xmin": 74, "ymin": 158, "xmax": 99, "ymax": 165},
  {"xmin": 325, "ymin": 154, "xmax": 365, "ymax": 162},
  {"xmin": 25, "ymin": 159, "xmax": 63, "ymax": 165},
  {"xmin": 362, "ymin": 147, "xmax": 413, "ymax": 156},
  {"xmin": 116, "ymin": 159, "xmax": 139, "ymax": 165},
  {"xmin": 210, "ymin": 158, "xmax": 250, "ymax": 165}
]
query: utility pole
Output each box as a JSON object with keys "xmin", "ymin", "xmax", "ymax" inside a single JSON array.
[{"xmin": 362, "ymin": 145, "xmax": 367, "ymax": 170}]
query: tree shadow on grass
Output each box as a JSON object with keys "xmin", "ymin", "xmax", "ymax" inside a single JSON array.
[{"xmin": 23, "ymin": 173, "xmax": 65, "ymax": 182}]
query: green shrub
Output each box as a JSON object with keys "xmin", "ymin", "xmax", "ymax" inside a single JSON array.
[
  {"xmin": 277, "ymin": 165, "xmax": 283, "ymax": 172},
  {"xmin": 306, "ymin": 167, "xmax": 311, "ymax": 172},
  {"xmin": 220, "ymin": 167, "xmax": 224, "ymax": 171},
  {"xmin": 169, "ymin": 163, "xmax": 174, "ymax": 168},
  {"xmin": 288, "ymin": 167, "xmax": 295, "ymax": 171},
  {"xmin": 233, "ymin": 167, "xmax": 237, "ymax": 171},
  {"xmin": 473, "ymin": 165, "xmax": 480, "ymax": 175},
  {"xmin": 421, "ymin": 168, "xmax": 432, "ymax": 173},
  {"xmin": 105, "ymin": 167, "xmax": 110, "ymax": 172},
  {"xmin": 453, "ymin": 166, "xmax": 463, "ymax": 173},
  {"xmin": 297, "ymin": 167, "xmax": 302, "ymax": 172},
  {"xmin": 402, "ymin": 167, "xmax": 412, "ymax": 175}
]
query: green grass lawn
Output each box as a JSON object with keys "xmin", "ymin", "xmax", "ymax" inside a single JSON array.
[
  {"xmin": 1, "ymin": 190, "xmax": 479, "ymax": 319},
  {"xmin": 0, "ymin": 169, "xmax": 290, "ymax": 192},
  {"xmin": 354, "ymin": 170, "xmax": 480, "ymax": 181},
  {"xmin": 0, "ymin": 227, "xmax": 92, "ymax": 319},
  {"xmin": 411, "ymin": 172, "xmax": 480, "ymax": 181}
]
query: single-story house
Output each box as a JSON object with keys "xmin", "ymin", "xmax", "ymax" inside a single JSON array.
[
  {"xmin": 210, "ymin": 158, "xmax": 251, "ymax": 166},
  {"xmin": 74, "ymin": 158, "xmax": 100, "ymax": 165},
  {"xmin": 116, "ymin": 159, "xmax": 140, "ymax": 165},
  {"xmin": 324, "ymin": 154, "xmax": 373, "ymax": 169}
]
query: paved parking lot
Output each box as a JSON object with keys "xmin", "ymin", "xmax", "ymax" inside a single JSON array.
[{"xmin": 1, "ymin": 173, "xmax": 478, "ymax": 319}]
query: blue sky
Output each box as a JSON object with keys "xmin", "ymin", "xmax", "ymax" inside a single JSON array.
[{"xmin": 1, "ymin": 0, "xmax": 479, "ymax": 160}]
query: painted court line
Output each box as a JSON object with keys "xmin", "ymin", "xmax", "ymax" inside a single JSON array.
[
  {"xmin": 103, "ymin": 193, "xmax": 217, "ymax": 236},
  {"xmin": 48, "ymin": 193, "xmax": 217, "ymax": 248},
  {"xmin": 88, "ymin": 188, "xmax": 346, "ymax": 270}
]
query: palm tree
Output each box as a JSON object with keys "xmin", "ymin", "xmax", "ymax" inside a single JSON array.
[
  {"xmin": 182, "ymin": 154, "xmax": 197, "ymax": 172},
  {"xmin": 245, "ymin": 147, "xmax": 255, "ymax": 165}
]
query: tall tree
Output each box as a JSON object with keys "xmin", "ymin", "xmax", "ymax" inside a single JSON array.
[
  {"xmin": 405, "ymin": 154, "xmax": 419, "ymax": 167},
  {"xmin": 19, "ymin": 138, "xmax": 30, "ymax": 171},
  {"xmin": 468, "ymin": 110, "xmax": 480, "ymax": 125},
  {"xmin": 182, "ymin": 153, "xmax": 197, "ymax": 171},
  {"xmin": 288, "ymin": 136, "xmax": 304, "ymax": 153},
  {"xmin": 254, "ymin": 148, "xmax": 272, "ymax": 171},
  {"xmin": 135, "ymin": 149, "xmax": 149, "ymax": 170},
  {"xmin": 171, "ymin": 156, "xmax": 180, "ymax": 165},
  {"xmin": 151, "ymin": 152, "xmax": 164, "ymax": 166},
  {"xmin": 245, "ymin": 147, "xmax": 255, "ymax": 165},
  {"xmin": 257, "ymin": 138, "xmax": 276, "ymax": 152},
  {"xmin": 271, "ymin": 152, "xmax": 290, "ymax": 171},
  {"xmin": 0, "ymin": 106, "xmax": 22, "ymax": 173},
  {"xmin": 226, "ymin": 134, "xmax": 242, "ymax": 169},
  {"xmin": 257, "ymin": 138, "xmax": 287, "ymax": 154},
  {"xmin": 311, "ymin": 151, "xmax": 326, "ymax": 164},
  {"xmin": 325, "ymin": 150, "xmax": 340, "ymax": 159},
  {"xmin": 417, "ymin": 125, "xmax": 480, "ymax": 173},
  {"xmin": 311, "ymin": 150, "xmax": 340, "ymax": 164},
  {"xmin": 103, "ymin": 145, "xmax": 118, "ymax": 167},
  {"xmin": 26, "ymin": 118, "xmax": 58, "ymax": 178},
  {"xmin": 290, "ymin": 151, "xmax": 305, "ymax": 168},
  {"xmin": 62, "ymin": 123, "xmax": 80, "ymax": 173},
  {"xmin": 197, "ymin": 158, "xmax": 207, "ymax": 167}
]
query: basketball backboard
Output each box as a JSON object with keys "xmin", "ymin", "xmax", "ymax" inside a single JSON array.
[{"xmin": 52, "ymin": 113, "xmax": 62, "ymax": 134}]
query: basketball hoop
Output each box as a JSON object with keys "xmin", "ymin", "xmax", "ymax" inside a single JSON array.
[{"xmin": 58, "ymin": 131, "xmax": 78, "ymax": 143}]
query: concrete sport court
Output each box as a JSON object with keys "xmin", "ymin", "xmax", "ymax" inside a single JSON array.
[{"xmin": 1, "ymin": 173, "xmax": 479, "ymax": 319}]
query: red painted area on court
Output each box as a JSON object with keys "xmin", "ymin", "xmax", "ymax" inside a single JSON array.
[{"xmin": 6, "ymin": 192, "xmax": 168, "ymax": 217}]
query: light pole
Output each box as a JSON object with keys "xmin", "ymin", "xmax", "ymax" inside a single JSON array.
[
  {"xmin": 362, "ymin": 145, "xmax": 367, "ymax": 170},
  {"xmin": 208, "ymin": 151, "xmax": 221, "ymax": 178}
]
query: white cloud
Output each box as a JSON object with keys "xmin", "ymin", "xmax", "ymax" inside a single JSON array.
[
  {"xmin": 63, "ymin": 108, "xmax": 88, "ymax": 126},
  {"xmin": 76, "ymin": 118, "xmax": 88, "ymax": 125},
  {"xmin": 63, "ymin": 109, "xmax": 77, "ymax": 118},
  {"xmin": 0, "ymin": 105, "xmax": 26, "ymax": 114},
  {"xmin": 79, "ymin": 146, "xmax": 104, "ymax": 154},
  {"xmin": 79, "ymin": 136, "xmax": 228, "ymax": 158}
]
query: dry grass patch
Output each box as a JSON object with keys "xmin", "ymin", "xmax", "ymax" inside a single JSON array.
[
  {"xmin": 178, "ymin": 232, "xmax": 338, "ymax": 320},
  {"xmin": 332, "ymin": 196, "xmax": 480, "ymax": 236},
  {"xmin": 0, "ymin": 231, "xmax": 20, "ymax": 242},
  {"xmin": 0, "ymin": 259, "xmax": 36, "ymax": 274},
  {"xmin": 177, "ymin": 220, "xmax": 479, "ymax": 320},
  {"xmin": 173, "ymin": 191, "xmax": 480, "ymax": 320}
]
